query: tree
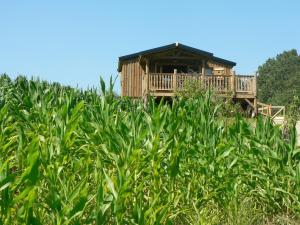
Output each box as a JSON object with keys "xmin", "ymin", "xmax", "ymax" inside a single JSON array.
[{"xmin": 257, "ymin": 49, "xmax": 300, "ymax": 106}]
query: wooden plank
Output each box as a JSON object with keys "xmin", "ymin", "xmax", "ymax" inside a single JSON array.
[
  {"xmin": 138, "ymin": 62, "xmax": 141, "ymax": 96},
  {"xmin": 231, "ymin": 75, "xmax": 236, "ymax": 96},
  {"xmin": 124, "ymin": 63, "xmax": 127, "ymax": 96},
  {"xmin": 129, "ymin": 62, "xmax": 132, "ymax": 97},
  {"xmin": 120, "ymin": 65, "xmax": 123, "ymax": 96},
  {"xmin": 253, "ymin": 76, "xmax": 257, "ymax": 97},
  {"xmin": 139, "ymin": 61, "xmax": 142, "ymax": 96},
  {"xmin": 254, "ymin": 98, "xmax": 258, "ymax": 115},
  {"xmin": 245, "ymin": 98, "xmax": 254, "ymax": 109},
  {"xmin": 127, "ymin": 62, "xmax": 130, "ymax": 97},
  {"xmin": 123, "ymin": 63, "xmax": 126, "ymax": 96},
  {"xmin": 126, "ymin": 62, "xmax": 128, "ymax": 96},
  {"xmin": 173, "ymin": 69, "xmax": 177, "ymax": 91},
  {"xmin": 132, "ymin": 60, "xmax": 135, "ymax": 97},
  {"xmin": 133, "ymin": 60, "xmax": 136, "ymax": 97},
  {"xmin": 137, "ymin": 61, "xmax": 139, "ymax": 96},
  {"xmin": 136, "ymin": 60, "xmax": 139, "ymax": 97},
  {"xmin": 202, "ymin": 60, "xmax": 205, "ymax": 79},
  {"xmin": 136, "ymin": 61, "xmax": 142, "ymax": 97},
  {"xmin": 132, "ymin": 60, "xmax": 134, "ymax": 97},
  {"xmin": 127, "ymin": 62, "xmax": 130, "ymax": 96}
]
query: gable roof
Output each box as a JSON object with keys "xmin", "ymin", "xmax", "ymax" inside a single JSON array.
[{"xmin": 118, "ymin": 43, "xmax": 236, "ymax": 71}]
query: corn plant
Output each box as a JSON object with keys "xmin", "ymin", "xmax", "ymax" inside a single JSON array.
[{"xmin": 0, "ymin": 74, "xmax": 300, "ymax": 224}]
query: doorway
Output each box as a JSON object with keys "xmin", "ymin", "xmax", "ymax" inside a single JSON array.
[{"xmin": 162, "ymin": 65, "xmax": 188, "ymax": 73}]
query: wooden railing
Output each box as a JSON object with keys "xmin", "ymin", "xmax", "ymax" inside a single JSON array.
[
  {"xmin": 203, "ymin": 75, "xmax": 232, "ymax": 93},
  {"xmin": 257, "ymin": 102, "xmax": 285, "ymax": 119},
  {"xmin": 176, "ymin": 73, "xmax": 202, "ymax": 90},
  {"xmin": 147, "ymin": 73, "xmax": 256, "ymax": 96},
  {"xmin": 235, "ymin": 76, "xmax": 255, "ymax": 93},
  {"xmin": 148, "ymin": 73, "xmax": 173, "ymax": 91}
]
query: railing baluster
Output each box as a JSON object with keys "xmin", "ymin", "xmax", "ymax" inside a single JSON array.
[
  {"xmin": 159, "ymin": 74, "xmax": 161, "ymax": 90},
  {"xmin": 148, "ymin": 73, "xmax": 255, "ymax": 96}
]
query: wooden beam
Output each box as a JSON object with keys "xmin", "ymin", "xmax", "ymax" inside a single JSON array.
[
  {"xmin": 201, "ymin": 60, "xmax": 205, "ymax": 79},
  {"xmin": 198, "ymin": 64, "xmax": 202, "ymax": 74},
  {"xmin": 145, "ymin": 59, "xmax": 149, "ymax": 74},
  {"xmin": 253, "ymin": 75, "xmax": 257, "ymax": 97},
  {"xmin": 173, "ymin": 69, "xmax": 177, "ymax": 92},
  {"xmin": 231, "ymin": 75, "xmax": 236, "ymax": 97},
  {"xmin": 244, "ymin": 98, "xmax": 254, "ymax": 109},
  {"xmin": 150, "ymin": 56, "xmax": 204, "ymax": 60},
  {"xmin": 142, "ymin": 59, "xmax": 150, "ymax": 98},
  {"xmin": 254, "ymin": 98, "xmax": 258, "ymax": 115}
]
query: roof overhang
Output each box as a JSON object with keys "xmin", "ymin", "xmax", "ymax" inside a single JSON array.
[{"xmin": 118, "ymin": 43, "xmax": 236, "ymax": 72}]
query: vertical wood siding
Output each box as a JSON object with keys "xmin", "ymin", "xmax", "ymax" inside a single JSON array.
[{"xmin": 121, "ymin": 58, "xmax": 144, "ymax": 97}]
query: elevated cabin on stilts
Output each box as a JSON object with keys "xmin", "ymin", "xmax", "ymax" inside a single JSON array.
[{"xmin": 118, "ymin": 43, "xmax": 257, "ymax": 114}]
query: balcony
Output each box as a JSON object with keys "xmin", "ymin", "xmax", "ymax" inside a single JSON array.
[{"xmin": 143, "ymin": 73, "xmax": 256, "ymax": 98}]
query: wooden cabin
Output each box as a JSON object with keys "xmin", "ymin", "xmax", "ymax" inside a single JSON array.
[{"xmin": 118, "ymin": 43, "xmax": 257, "ymax": 112}]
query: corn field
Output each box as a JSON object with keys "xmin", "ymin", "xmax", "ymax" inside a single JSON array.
[{"xmin": 0, "ymin": 74, "xmax": 300, "ymax": 224}]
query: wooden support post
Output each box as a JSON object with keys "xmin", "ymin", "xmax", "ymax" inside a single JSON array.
[
  {"xmin": 253, "ymin": 76, "xmax": 257, "ymax": 97},
  {"xmin": 253, "ymin": 75, "xmax": 258, "ymax": 115},
  {"xmin": 253, "ymin": 98, "xmax": 258, "ymax": 117},
  {"xmin": 201, "ymin": 60, "xmax": 205, "ymax": 79},
  {"xmin": 201, "ymin": 60, "xmax": 205, "ymax": 87},
  {"xmin": 143, "ymin": 59, "xmax": 149, "ymax": 104},
  {"xmin": 145, "ymin": 59, "xmax": 149, "ymax": 74},
  {"xmin": 145, "ymin": 59, "xmax": 149, "ymax": 91},
  {"xmin": 173, "ymin": 69, "xmax": 177, "ymax": 92},
  {"xmin": 231, "ymin": 75, "xmax": 236, "ymax": 97}
]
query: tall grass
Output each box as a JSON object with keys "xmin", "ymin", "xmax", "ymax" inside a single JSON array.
[{"xmin": 0, "ymin": 74, "xmax": 300, "ymax": 224}]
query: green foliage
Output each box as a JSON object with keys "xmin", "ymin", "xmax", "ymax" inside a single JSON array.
[
  {"xmin": 0, "ymin": 74, "xmax": 300, "ymax": 224},
  {"xmin": 287, "ymin": 96, "xmax": 300, "ymax": 128},
  {"xmin": 176, "ymin": 80, "xmax": 243, "ymax": 118},
  {"xmin": 175, "ymin": 79, "xmax": 207, "ymax": 99},
  {"xmin": 257, "ymin": 49, "xmax": 300, "ymax": 105}
]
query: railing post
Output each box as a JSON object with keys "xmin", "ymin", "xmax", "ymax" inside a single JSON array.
[
  {"xmin": 173, "ymin": 69, "xmax": 177, "ymax": 92},
  {"xmin": 253, "ymin": 76, "xmax": 257, "ymax": 97},
  {"xmin": 201, "ymin": 60, "xmax": 205, "ymax": 80},
  {"xmin": 231, "ymin": 75, "xmax": 236, "ymax": 97},
  {"xmin": 253, "ymin": 75, "xmax": 258, "ymax": 115},
  {"xmin": 201, "ymin": 60, "xmax": 205, "ymax": 88}
]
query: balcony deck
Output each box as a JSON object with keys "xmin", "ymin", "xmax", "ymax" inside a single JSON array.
[{"xmin": 144, "ymin": 73, "xmax": 256, "ymax": 99}]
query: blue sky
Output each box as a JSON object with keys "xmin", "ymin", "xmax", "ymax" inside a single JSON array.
[{"xmin": 1, "ymin": 0, "xmax": 300, "ymax": 93}]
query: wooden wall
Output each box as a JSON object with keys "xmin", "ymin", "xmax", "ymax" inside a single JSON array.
[{"xmin": 120, "ymin": 58, "xmax": 144, "ymax": 97}]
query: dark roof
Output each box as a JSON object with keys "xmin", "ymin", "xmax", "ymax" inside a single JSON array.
[{"xmin": 118, "ymin": 43, "xmax": 236, "ymax": 70}]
